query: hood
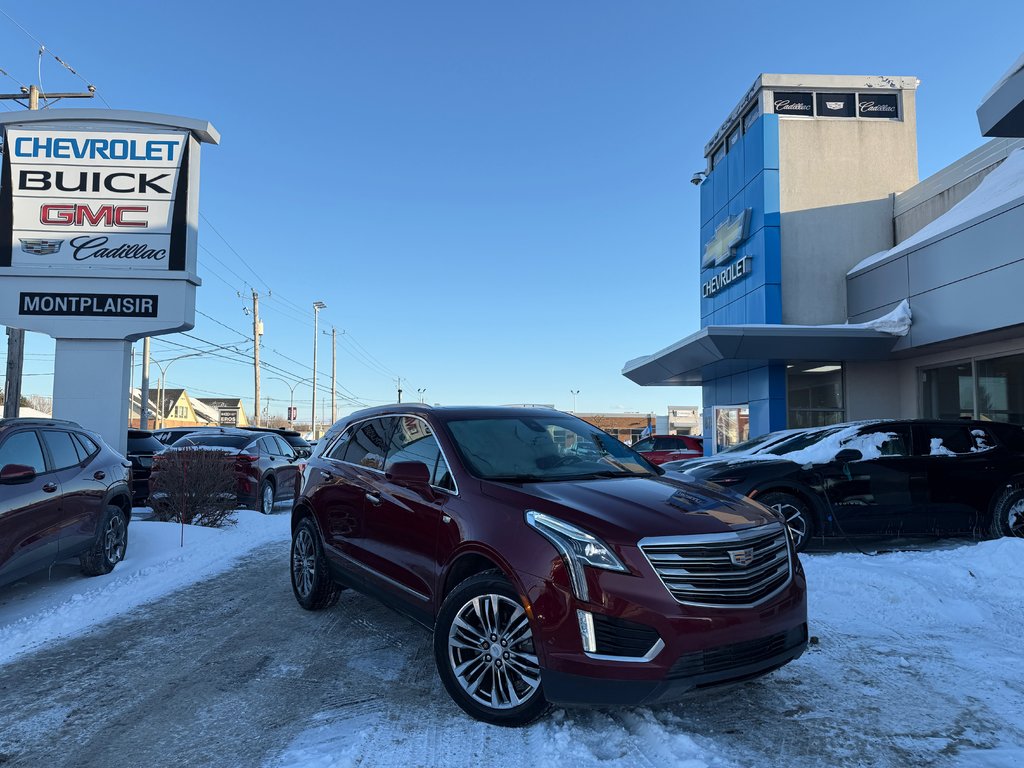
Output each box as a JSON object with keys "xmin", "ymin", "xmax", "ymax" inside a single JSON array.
[
  {"xmin": 482, "ymin": 473, "xmax": 779, "ymax": 542},
  {"xmin": 677, "ymin": 457, "xmax": 796, "ymax": 479}
]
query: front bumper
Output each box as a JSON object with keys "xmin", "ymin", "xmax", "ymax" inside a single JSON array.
[
  {"xmin": 541, "ymin": 622, "xmax": 807, "ymax": 706},
  {"xmin": 519, "ymin": 556, "xmax": 808, "ymax": 707}
]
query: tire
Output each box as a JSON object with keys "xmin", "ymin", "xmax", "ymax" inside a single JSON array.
[
  {"xmin": 989, "ymin": 483, "xmax": 1024, "ymax": 539},
  {"xmin": 258, "ymin": 477, "xmax": 276, "ymax": 515},
  {"xmin": 433, "ymin": 571, "xmax": 549, "ymax": 726},
  {"xmin": 758, "ymin": 491, "xmax": 813, "ymax": 552},
  {"xmin": 290, "ymin": 517, "xmax": 342, "ymax": 610},
  {"xmin": 80, "ymin": 505, "xmax": 129, "ymax": 576}
]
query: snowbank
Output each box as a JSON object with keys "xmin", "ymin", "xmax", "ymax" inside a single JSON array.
[{"xmin": 0, "ymin": 509, "xmax": 290, "ymax": 666}]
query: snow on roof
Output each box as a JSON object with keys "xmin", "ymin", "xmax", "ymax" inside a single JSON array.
[
  {"xmin": 189, "ymin": 396, "xmax": 222, "ymax": 423},
  {"xmin": 849, "ymin": 147, "xmax": 1024, "ymax": 275}
]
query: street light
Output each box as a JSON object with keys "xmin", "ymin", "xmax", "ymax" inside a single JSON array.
[
  {"xmin": 417, "ymin": 387, "xmax": 427, "ymax": 404},
  {"xmin": 311, "ymin": 301, "xmax": 327, "ymax": 438},
  {"xmin": 266, "ymin": 376, "xmax": 310, "ymax": 425},
  {"xmin": 570, "ymin": 389, "xmax": 580, "ymax": 412},
  {"xmin": 152, "ymin": 351, "xmax": 208, "ymax": 429}
]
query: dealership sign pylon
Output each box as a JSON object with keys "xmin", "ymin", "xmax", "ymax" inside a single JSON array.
[{"xmin": 0, "ymin": 110, "xmax": 219, "ymax": 452}]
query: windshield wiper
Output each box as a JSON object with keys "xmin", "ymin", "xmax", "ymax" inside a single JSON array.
[{"xmin": 489, "ymin": 474, "xmax": 546, "ymax": 483}]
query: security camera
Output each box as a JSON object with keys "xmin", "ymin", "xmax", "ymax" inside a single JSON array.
[{"xmin": 690, "ymin": 171, "xmax": 707, "ymax": 186}]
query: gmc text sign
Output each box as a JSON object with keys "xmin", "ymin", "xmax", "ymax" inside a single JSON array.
[{"xmin": 1, "ymin": 129, "xmax": 189, "ymax": 271}]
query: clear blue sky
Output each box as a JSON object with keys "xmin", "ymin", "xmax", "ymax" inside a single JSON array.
[{"xmin": 3, "ymin": 0, "xmax": 1024, "ymax": 422}]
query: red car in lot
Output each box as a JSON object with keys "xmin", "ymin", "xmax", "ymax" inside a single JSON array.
[
  {"xmin": 290, "ymin": 405, "xmax": 806, "ymax": 725},
  {"xmin": 0, "ymin": 418, "xmax": 132, "ymax": 588},
  {"xmin": 631, "ymin": 434, "xmax": 704, "ymax": 464},
  {"xmin": 150, "ymin": 428, "xmax": 301, "ymax": 514}
]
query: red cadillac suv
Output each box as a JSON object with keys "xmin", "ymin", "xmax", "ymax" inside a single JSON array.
[{"xmin": 290, "ymin": 406, "xmax": 807, "ymax": 725}]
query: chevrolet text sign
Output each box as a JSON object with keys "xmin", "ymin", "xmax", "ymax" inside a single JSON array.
[{"xmin": 2, "ymin": 128, "xmax": 188, "ymax": 271}]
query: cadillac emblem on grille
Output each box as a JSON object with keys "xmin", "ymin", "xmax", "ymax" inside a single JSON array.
[
  {"xmin": 20, "ymin": 238, "xmax": 64, "ymax": 256},
  {"xmin": 728, "ymin": 548, "xmax": 755, "ymax": 566}
]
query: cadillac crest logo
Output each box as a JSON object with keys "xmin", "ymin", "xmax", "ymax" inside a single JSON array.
[
  {"xmin": 728, "ymin": 548, "xmax": 755, "ymax": 567},
  {"xmin": 19, "ymin": 238, "xmax": 63, "ymax": 256}
]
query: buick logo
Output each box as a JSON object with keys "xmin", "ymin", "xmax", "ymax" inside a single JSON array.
[
  {"xmin": 728, "ymin": 548, "xmax": 755, "ymax": 567},
  {"xmin": 20, "ymin": 238, "xmax": 63, "ymax": 256}
]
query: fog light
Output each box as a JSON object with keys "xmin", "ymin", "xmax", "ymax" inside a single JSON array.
[{"xmin": 576, "ymin": 609, "xmax": 597, "ymax": 653}]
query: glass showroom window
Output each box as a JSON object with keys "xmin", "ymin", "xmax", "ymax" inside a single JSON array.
[
  {"xmin": 976, "ymin": 353, "xmax": 1024, "ymax": 424},
  {"xmin": 921, "ymin": 362, "xmax": 975, "ymax": 420},
  {"xmin": 787, "ymin": 362, "xmax": 845, "ymax": 428}
]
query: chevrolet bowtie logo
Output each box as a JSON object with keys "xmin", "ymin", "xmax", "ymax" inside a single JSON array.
[
  {"xmin": 702, "ymin": 209, "xmax": 751, "ymax": 269},
  {"xmin": 19, "ymin": 238, "xmax": 64, "ymax": 256}
]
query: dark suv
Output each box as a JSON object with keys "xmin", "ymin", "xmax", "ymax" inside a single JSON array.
[
  {"xmin": 151, "ymin": 428, "xmax": 301, "ymax": 514},
  {"xmin": 0, "ymin": 418, "xmax": 133, "ymax": 588},
  {"xmin": 290, "ymin": 406, "xmax": 807, "ymax": 725}
]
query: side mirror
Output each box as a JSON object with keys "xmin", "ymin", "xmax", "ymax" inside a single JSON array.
[
  {"xmin": 836, "ymin": 448, "xmax": 863, "ymax": 464},
  {"xmin": 0, "ymin": 463, "xmax": 37, "ymax": 483},
  {"xmin": 386, "ymin": 461, "xmax": 432, "ymax": 491}
]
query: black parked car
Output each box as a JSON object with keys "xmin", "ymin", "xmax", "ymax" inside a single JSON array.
[
  {"xmin": 151, "ymin": 426, "xmax": 218, "ymax": 446},
  {"xmin": 674, "ymin": 419, "xmax": 1024, "ymax": 551},
  {"xmin": 126, "ymin": 429, "xmax": 165, "ymax": 504},
  {"xmin": 239, "ymin": 426, "xmax": 312, "ymax": 458},
  {"xmin": 0, "ymin": 418, "xmax": 133, "ymax": 588}
]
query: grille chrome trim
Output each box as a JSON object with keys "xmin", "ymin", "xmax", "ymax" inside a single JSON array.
[{"xmin": 639, "ymin": 523, "xmax": 793, "ymax": 608}]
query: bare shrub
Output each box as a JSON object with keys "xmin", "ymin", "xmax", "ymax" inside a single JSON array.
[{"xmin": 150, "ymin": 447, "xmax": 238, "ymax": 528}]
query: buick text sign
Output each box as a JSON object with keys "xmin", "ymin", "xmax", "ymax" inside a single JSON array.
[
  {"xmin": 0, "ymin": 129, "xmax": 189, "ymax": 270},
  {"xmin": 19, "ymin": 291, "xmax": 159, "ymax": 317}
]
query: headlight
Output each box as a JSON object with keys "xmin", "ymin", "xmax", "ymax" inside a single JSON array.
[{"xmin": 525, "ymin": 510, "xmax": 627, "ymax": 602}]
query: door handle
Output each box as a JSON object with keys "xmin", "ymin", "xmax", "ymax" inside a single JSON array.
[
  {"xmin": 365, "ymin": 493, "xmax": 381, "ymax": 506},
  {"xmin": 42, "ymin": 483, "xmax": 58, "ymax": 493},
  {"xmin": 321, "ymin": 469, "xmax": 334, "ymax": 480},
  {"xmin": 93, "ymin": 471, "xmax": 106, "ymax": 480}
]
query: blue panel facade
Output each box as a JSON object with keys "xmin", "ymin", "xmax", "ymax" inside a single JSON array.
[{"xmin": 699, "ymin": 115, "xmax": 786, "ymax": 450}]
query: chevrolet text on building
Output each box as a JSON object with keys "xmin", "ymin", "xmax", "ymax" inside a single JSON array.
[{"xmin": 0, "ymin": 110, "xmax": 219, "ymax": 453}]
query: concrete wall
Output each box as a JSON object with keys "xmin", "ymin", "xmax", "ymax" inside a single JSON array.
[
  {"xmin": 894, "ymin": 168, "xmax": 993, "ymax": 243},
  {"xmin": 778, "ymin": 91, "xmax": 919, "ymax": 325},
  {"xmin": 845, "ymin": 361, "xmax": 903, "ymax": 420}
]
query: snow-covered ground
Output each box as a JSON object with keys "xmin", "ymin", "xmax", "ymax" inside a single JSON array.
[
  {"xmin": 0, "ymin": 508, "xmax": 291, "ymax": 667},
  {"xmin": 1, "ymin": 515, "xmax": 1021, "ymax": 767}
]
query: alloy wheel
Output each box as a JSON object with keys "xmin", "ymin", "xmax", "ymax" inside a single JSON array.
[
  {"xmin": 1008, "ymin": 499, "xmax": 1024, "ymax": 537},
  {"xmin": 262, "ymin": 483, "xmax": 275, "ymax": 515},
  {"xmin": 292, "ymin": 528, "xmax": 316, "ymax": 599},
  {"xmin": 772, "ymin": 502, "xmax": 808, "ymax": 549},
  {"xmin": 447, "ymin": 594, "xmax": 541, "ymax": 710},
  {"xmin": 103, "ymin": 514, "xmax": 126, "ymax": 564}
]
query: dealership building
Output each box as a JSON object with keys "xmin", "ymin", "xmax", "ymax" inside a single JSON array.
[{"xmin": 624, "ymin": 61, "xmax": 1024, "ymax": 452}]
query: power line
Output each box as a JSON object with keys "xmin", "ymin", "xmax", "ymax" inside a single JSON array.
[{"xmin": 0, "ymin": 7, "xmax": 112, "ymax": 107}]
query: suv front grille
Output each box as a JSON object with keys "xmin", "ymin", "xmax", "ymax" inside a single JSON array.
[{"xmin": 639, "ymin": 523, "xmax": 792, "ymax": 608}]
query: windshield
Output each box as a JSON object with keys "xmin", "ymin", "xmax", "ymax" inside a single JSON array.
[
  {"xmin": 720, "ymin": 431, "xmax": 790, "ymax": 454},
  {"xmin": 127, "ymin": 433, "xmax": 164, "ymax": 454},
  {"xmin": 170, "ymin": 434, "xmax": 249, "ymax": 450},
  {"xmin": 445, "ymin": 414, "xmax": 656, "ymax": 482},
  {"xmin": 763, "ymin": 426, "xmax": 846, "ymax": 456}
]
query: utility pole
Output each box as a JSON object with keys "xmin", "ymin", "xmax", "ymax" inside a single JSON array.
[
  {"xmin": 1, "ymin": 83, "xmax": 96, "ymax": 419},
  {"xmin": 311, "ymin": 301, "xmax": 327, "ymax": 438},
  {"xmin": 252, "ymin": 290, "xmax": 262, "ymax": 427},
  {"xmin": 140, "ymin": 337, "xmax": 151, "ymax": 429},
  {"xmin": 330, "ymin": 326, "xmax": 337, "ymax": 425},
  {"xmin": 396, "ymin": 377, "xmax": 403, "ymax": 404}
]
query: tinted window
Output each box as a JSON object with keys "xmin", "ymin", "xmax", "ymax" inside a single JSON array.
[
  {"xmin": 386, "ymin": 416, "xmax": 454, "ymax": 490},
  {"xmin": 255, "ymin": 436, "xmax": 275, "ymax": 455},
  {"xmin": 41, "ymin": 431, "xmax": 81, "ymax": 470},
  {"xmin": 127, "ymin": 433, "xmax": 164, "ymax": 454},
  {"xmin": 282, "ymin": 435, "xmax": 309, "ymax": 451},
  {"xmin": 272, "ymin": 435, "xmax": 295, "ymax": 457},
  {"xmin": 74, "ymin": 432, "xmax": 100, "ymax": 458},
  {"xmin": 326, "ymin": 426, "xmax": 355, "ymax": 461},
  {"xmin": 0, "ymin": 431, "xmax": 46, "ymax": 473},
  {"xmin": 633, "ymin": 439, "xmax": 654, "ymax": 452},
  {"xmin": 919, "ymin": 424, "xmax": 976, "ymax": 456},
  {"xmin": 343, "ymin": 418, "xmax": 394, "ymax": 470},
  {"xmin": 852, "ymin": 425, "xmax": 911, "ymax": 457},
  {"xmin": 654, "ymin": 437, "xmax": 683, "ymax": 451}
]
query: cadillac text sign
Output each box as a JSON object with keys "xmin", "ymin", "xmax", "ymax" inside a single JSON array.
[{"xmin": 1, "ymin": 129, "xmax": 188, "ymax": 271}]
